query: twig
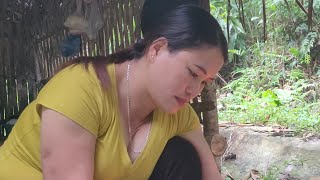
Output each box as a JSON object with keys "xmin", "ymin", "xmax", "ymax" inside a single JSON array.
[
  {"xmin": 221, "ymin": 128, "xmax": 238, "ymax": 164},
  {"xmin": 217, "ymin": 73, "xmax": 228, "ymax": 85}
]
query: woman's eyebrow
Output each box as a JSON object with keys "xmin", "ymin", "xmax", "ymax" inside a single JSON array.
[
  {"xmin": 193, "ymin": 64, "xmax": 207, "ymax": 75},
  {"xmin": 193, "ymin": 64, "xmax": 214, "ymax": 80}
]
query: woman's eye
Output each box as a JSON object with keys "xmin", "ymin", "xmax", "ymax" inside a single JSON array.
[{"xmin": 188, "ymin": 68, "xmax": 198, "ymax": 77}]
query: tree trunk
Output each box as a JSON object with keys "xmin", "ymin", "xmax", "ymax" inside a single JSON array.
[
  {"xmin": 308, "ymin": 0, "xmax": 313, "ymax": 31},
  {"xmin": 201, "ymin": 83, "xmax": 219, "ymax": 144},
  {"xmin": 262, "ymin": 0, "xmax": 267, "ymax": 42},
  {"xmin": 295, "ymin": 0, "xmax": 308, "ymax": 14},
  {"xmin": 198, "ymin": 0, "xmax": 222, "ymax": 171},
  {"xmin": 201, "ymin": 82, "xmax": 221, "ymax": 170},
  {"xmin": 227, "ymin": 0, "xmax": 231, "ymax": 41},
  {"xmin": 240, "ymin": 0, "xmax": 246, "ymax": 31}
]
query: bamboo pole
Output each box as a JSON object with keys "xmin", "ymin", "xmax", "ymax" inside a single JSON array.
[
  {"xmin": 0, "ymin": 0, "xmax": 7, "ymax": 124},
  {"xmin": 127, "ymin": 0, "xmax": 134, "ymax": 45},
  {"xmin": 113, "ymin": 3, "xmax": 121, "ymax": 51}
]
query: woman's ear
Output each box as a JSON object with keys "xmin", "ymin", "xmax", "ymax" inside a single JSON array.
[{"xmin": 146, "ymin": 37, "xmax": 168, "ymax": 63}]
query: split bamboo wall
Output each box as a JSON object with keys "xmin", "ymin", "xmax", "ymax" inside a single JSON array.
[{"xmin": 0, "ymin": 0, "xmax": 145, "ymax": 137}]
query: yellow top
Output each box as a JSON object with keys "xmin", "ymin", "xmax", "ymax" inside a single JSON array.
[{"xmin": 0, "ymin": 63, "xmax": 200, "ymax": 180}]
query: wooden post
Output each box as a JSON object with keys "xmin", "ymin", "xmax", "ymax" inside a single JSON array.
[
  {"xmin": 201, "ymin": 83, "xmax": 219, "ymax": 143},
  {"xmin": 199, "ymin": 0, "xmax": 226, "ymax": 171}
]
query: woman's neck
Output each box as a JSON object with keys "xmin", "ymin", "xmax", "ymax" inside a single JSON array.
[{"xmin": 116, "ymin": 59, "xmax": 156, "ymax": 129}]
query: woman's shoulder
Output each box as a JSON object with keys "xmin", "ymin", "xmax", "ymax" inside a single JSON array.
[
  {"xmin": 55, "ymin": 62, "xmax": 116, "ymax": 81},
  {"xmin": 44, "ymin": 63, "xmax": 116, "ymax": 92},
  {"xmin": 37, "ymin": 62, "xmax": 118, "ymax": 105},
  {"xmin": 36, "ymin": 63, "xmax": 118, "ymax": 137}
]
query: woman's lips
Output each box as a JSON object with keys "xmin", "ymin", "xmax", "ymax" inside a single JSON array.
[{"xmin": 175, "ymin": 96, "xmax": 188, "ymax": 106}]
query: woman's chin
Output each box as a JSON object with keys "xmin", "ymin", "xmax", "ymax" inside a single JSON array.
[
  {"xmin": 156, "ymin": 98, "xmax": 186, "ymax": 114},
  {"xmin": 161, "ymin": 105, "xmax": 183, "ymax": 114}
]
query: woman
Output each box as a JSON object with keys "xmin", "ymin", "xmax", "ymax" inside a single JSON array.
[{"xmin": 0, "ymin": 3, "xmax": 228, "ymax": 180}]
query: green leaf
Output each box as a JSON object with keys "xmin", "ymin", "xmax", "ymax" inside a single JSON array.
[
  {"xmin": 230, "ymin": 16, "xmax": 245, "ymax": 34},
  {"xmin": 301, "ymin": 54, "xmax": 311, "ymax": 64},
  {"xmin": 251, "ymin": 16, "xmax": 260, "ymax": 21},
  {"xmin": 261, "ymin": 90, "xmax": 281, "ymax": 107},
  {"xmin": 228, "ymin": 49, "xmax": 245, "ymax": 56},
  {"xmin": 290, "ymin": 69, "xmax": 304, "ymax": 80},
  {"xmin": 289, "ymin": 48, "xmax": 300, "ymax": 58},
  {"xmin": 273, "ymin": 89, "xmax": 293, "ymax": 103}
]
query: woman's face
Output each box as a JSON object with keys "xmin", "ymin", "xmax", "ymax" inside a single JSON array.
[{"xmin": 146, "ymin": 44, "xmax": 224, "ymax": 114}]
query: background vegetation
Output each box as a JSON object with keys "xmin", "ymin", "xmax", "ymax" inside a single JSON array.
[{"xmin": 211, "ymin": 0, "xmax": 320, "ymax": 132}]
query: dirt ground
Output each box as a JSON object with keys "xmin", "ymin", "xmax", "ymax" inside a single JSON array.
[{"xmin": 218, "ymin": 122, "xmax": 320, "ymax": 180}]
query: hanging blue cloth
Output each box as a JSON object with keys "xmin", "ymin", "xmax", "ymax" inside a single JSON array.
[{"xmin": 60, "ymin": 34, "xmax": 81, "ymax": 57}]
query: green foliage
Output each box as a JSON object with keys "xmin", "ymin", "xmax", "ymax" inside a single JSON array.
[
  {"xmin": 210, "ymin": 0, "xmax": 247, "ymax": 62},
  {"xmin": 288, "ymin": 32, "xmax": 318, "ymax": 65},
  {"xmin": 218, "ymin": 42, "xmax": 320, "ymax": 131},
  {"xmin": 219, "ymin": 62, "xmax": 320, "ymax": 131},
  {"xmin": 213, "ymin": 0, "xmax": 320, "ymax": 132},
  {"xmin": 299, "ymin": 32, "xmax": 318, "ymax": 64}
]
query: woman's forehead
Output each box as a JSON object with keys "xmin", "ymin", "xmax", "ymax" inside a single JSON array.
[{"xmin": 177, "ymin": 47, "xmax": 224, "ymax": 63}]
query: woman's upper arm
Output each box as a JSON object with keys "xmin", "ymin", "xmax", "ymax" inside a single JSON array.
[
  {"xmin": 180, "ymin": 129, "xmax": 222, "ymax": 180},
  {"xmin": 41, "ymin": 107, "xmax": 96, "ymax": 180}
]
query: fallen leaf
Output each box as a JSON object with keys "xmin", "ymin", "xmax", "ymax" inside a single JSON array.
[{"xmin": 250, "ymin": 169, "xmax": 262, "ymax": 180}]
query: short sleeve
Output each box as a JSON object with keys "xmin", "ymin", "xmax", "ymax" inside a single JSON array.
[
  {"xmin": 36, "ymin": 64, "xmax": 104, "ymax": 137},
  {"xmin": 175, "ymin": 104, "xmax": 201, "ymax": 135}
]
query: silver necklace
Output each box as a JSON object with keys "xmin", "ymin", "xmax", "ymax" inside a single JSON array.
[
  {"xmin": 126, "ymin": 61, "xmax": 132, "ymax": 137},
  {"xmin": 126, "ymin": 61, "xmax": 151, "ymax": 153}
]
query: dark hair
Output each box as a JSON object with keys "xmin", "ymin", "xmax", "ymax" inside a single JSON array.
[
  {"xmin": 141, "ymin": 5, "xmax": 228, "ymax": 59},
  {"xmin": 61, "ymin": 3, "xmax": 228, "ymax": 89},
  {"xmin": 141, "ymin": 0, "xmax": 199, "ymax": 36}
]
